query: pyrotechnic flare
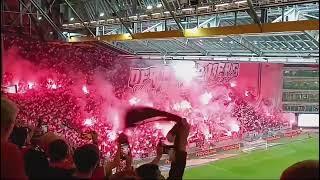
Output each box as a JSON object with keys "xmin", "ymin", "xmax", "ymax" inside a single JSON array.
[
  {"xmin": 200, "ymin": 92, "xmax": 213, "ymax": 105},
  {"xmin": 230, "ymin": 81, "xmax": 237, "ymax": 87},
  {"xmin": 82, "ymin": 85, "xmax": 89, "ymax": 94},
  {"xmin": 172, "ymin": 61, "xmax": 199, "ymax": 84},
  {"xmin": 83, "ymin": 118, "xmax": 95, "ymax": 126},
  {"xmin": 129, "ymin": 97, "xmax": 140, "ymax": 105},
  {"xmin": 28, "ymin": 82, "xmax": 35, "ymax": 89}
]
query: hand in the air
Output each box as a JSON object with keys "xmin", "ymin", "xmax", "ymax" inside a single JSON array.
[{"xmin": 176, "ymin": 118, "xmax": 190, "ymax": 151}]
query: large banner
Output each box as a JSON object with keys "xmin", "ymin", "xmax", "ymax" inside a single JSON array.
[
  {"xmin": 125, "ymin": 60, "xmax": 283, "ymax": 111},
  {"xmin": 128, "ymin": 62, "xmax": 240, "ymax": 91}
]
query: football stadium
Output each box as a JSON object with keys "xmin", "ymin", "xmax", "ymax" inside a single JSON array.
[{"xmin": 1, "ymin": 0, "xmax": 319, "ymax": 179}]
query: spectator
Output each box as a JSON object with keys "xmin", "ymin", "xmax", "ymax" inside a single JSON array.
[
  {"xmin": 48, "ymin": 139, "xmax": 70, "ymax": 167},
  {"xmin": 71, "ymin": 144, "xmax": 100, "ymax": 179},
  {"xmin": 86, "ymin": 131, "xmax": 107, "ymax": 180},
  {"xmin": 47, "ymin": 139, "xmax": 75, "ymax": 178},
  {"xmin": 10, "ymin": 126, "xmax": 28, "ymax": 149},
  {"xmin": 136, "ymin": 164, "xmax": 163, "ymax": 180},
  {"xmin": 1, "ymin": 96, "xmax": 27, "ymax": 179},
  {"xmin": 31, "ymin": 119, "xmax": 46, "ymax": 146},
  {"xmin": 105, "ymin": 137, "xmax": 135, "ymax": 178},
  {"xmin": 136, "ymin": 118, "xmax": 190, "ymax": 180},
  {"xmin": 24, "ymin": 149, "xmax": 50, "ymax": 179},
  {"xmin": 280, "ymin": 160, "xmax": 319, "ymax": 180},
  {"xmin": 9, "ymin": 126, "xmax": 33, "ymax": 156}
]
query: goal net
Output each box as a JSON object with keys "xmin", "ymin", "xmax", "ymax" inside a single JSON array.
[{"xmin": 242, "ymin": 139, "xmax": 268, "ymax": 153}]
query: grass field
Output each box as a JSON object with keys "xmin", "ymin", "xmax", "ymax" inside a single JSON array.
[{"xmin": 184, "ymin": 136, "xmax": 319, "ymax": 179}]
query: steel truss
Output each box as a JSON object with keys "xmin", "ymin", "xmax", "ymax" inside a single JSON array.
[{"xmin": 1, "ymin": 0, "xmax": 65, "ymax": 39}]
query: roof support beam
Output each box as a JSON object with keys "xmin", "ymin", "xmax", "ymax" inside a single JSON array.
[
  {"xmin": 228, "ymin": 36, "xmax": 263, "ymax": 56},
  {"xmin": 103, "ymin": 0, "xmax": 133, "ymax": 37},
  {"xmin": 126, "ymin": 55, "xmax": 319, "ymax": 64},
  {"xmin": 111, "ymin": 41, "xmax": 136, "ymax": 54},
  {"xmin": 144, "ymin": 40, "xmax": 167, "ymax": 55},
  {"xmin": 48, "ymin": 0, "xmax": 57, "ymax": 12},
  {"xmin": 105, "ymin": 28, "xmax": 120, "ymax": 35},
  {"xmin": 15, "ymin": 0, "xmax": 43, "ymax": 39},
  {"xmin": 98, "ymin": 41, "xmax": 135, "ymax": 54},
  {"xmin": 186, "ymin": 39, "xmax": 209, "ymax": 56},
  {"xmin": 273, "ymin": 6, "xmax": 319, "ymax": 22},
  {"xmin": 142, "ymin": 22, "xmax": 163, "ymax": 33},
  {"xmin": 10, "ymin": 1, "xmax": 31, "ymax": 27},
  {"xmin": 174, "ymin": 38, "xmax": 208, "ymax": 56},
  {"xmin": 246, "ymin": 0, "xmax": 262, "ymax": 30},
  {"xmin": 20, "ymin": 0, "xmax": 65, "ymax": 40},
  {"xmin": 1, "ymin": 0, "xmax": 15, "ymax": 24},
  {"xmin": 304, "ymin": 30, "xmax": 319, "ymax": 46},
  {"xmin": 301, "ymin": 14, "xmax": 319, "ymax": 20},
  {"xmin": 2, "ymin": 0, "xmax": 9, "ymax": 11},
  {"xmin": 272, "ymin": 8, "xmax": 299, "ymax": 23},
  {"xmin": 64, "ymin": 0, "xmax": 95, "ymax": 37},
  {"xmin": 196, "ymin": 15, "xmax": 221, "ymax": 29},
  {"xmin": 29, "ymin": 0, "xmax": 65, "ymax": 39},
  {"xmin": 184, "ymin": 20, "xmax": 319, "ymax": 38},
  {"xmin": 83, "ymin": 2, "xmax": 94, "ymax": 21},
  {"xmin": 160, "ymin": 0, "xmax": 184, "ymax": 31},
  {"xmin": 68, "ymin": 20, "xmax": 320, "ymax": 42}
]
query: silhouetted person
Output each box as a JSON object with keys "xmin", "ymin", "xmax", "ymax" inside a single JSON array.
[
  {"xmin": 1, "ymin": 97, "xmax": 27, "ymax": 179},
  {"xmin": 136, "ymin": 163, "xmax": 163, "ymax": 180},
  {"xmin": 10, "ymin": 126, "xmax": 28, "ymax": 149},
  {"xmin": 281, "ymin": 160, "xmax": 319, "ymax": 180},
  {"xmin": 71, "ymin": 144, "xmax": 100, "ymax": 179},
  {"xmin": 47, "ymin": 139, "xmax": 74, "ymax": 178},
  {"xmin": 24, "ymin": 149, "xmax": 50, "ymax": 179},
  {"xmin": 48, "ymin": 139, "xmax": 69, "ymax": 165}
]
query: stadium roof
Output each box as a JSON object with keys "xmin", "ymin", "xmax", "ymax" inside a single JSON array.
[{"xmin": 2, "ymin": 0, "xmax": 319, "ymax": 63}]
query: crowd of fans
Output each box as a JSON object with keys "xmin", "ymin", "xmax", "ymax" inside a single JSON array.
[
  {"xmin": 1, "ymin": 33, "xmax": 318, "ymax": 180},
  {"xmin": 2, "ymin": 33, "xmax": 292, "ymax": 159},
  {"xmin": 1, "ymin": 96, "xmax": 190, "ymax": 179}
]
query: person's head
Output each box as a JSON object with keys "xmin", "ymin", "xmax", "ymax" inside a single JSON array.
[
  {"xmin": 48, "ymin": 139, "xmax": 69, "ymax": 163},
  {"xmin": 109, "ymin": 170, "xmax": 138, "ymax": 180},
  {"xmin": 10, "ymin": 126, "xmax": 28, "ymax": 148},
  {"xmin": 136, "ymin": 163, "xmax": 163, "ymax": 180},
  {"xmin": 1, "ymin": 97, "xmax": 19, "ymax": 141},
  {"xmin": 24, "ymin": 149, "xmax": 49, "ymax": 179},
  {"xmin": 73, "ymin": 144, "xmax": 100, "ymax": 174},
  {"xmin": 281, "ymin": 160, "xmax": 319, "ymax": 180}
]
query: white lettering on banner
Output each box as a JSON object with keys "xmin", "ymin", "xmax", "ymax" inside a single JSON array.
[
  {"xmin": 128, "ymin": 62, "xmax": 240, "ymax": 92},
  {"xmin": 199, "ymin": 62, "xmax": 239, "ymax": 82}
]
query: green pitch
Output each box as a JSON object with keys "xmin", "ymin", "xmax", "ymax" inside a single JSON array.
[{"xmin": 184, "ymin": 136, "xmax": 319, "ymax": 179}]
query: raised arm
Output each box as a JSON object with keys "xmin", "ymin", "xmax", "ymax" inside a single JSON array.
[
  {"xmin": 167, "ymin": 118, "xmax": 190, "ymax": 180},
  {"xmin": 150, "ymin": 142, "xmax": 163, "ymax": 165}
]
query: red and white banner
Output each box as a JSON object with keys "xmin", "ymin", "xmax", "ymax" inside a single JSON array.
[{"xmin": 127, "ymin": 61, "xmax": 283, "ymax": 110}]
